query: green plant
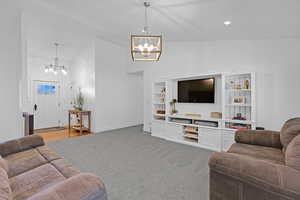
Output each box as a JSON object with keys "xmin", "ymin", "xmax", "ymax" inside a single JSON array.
[
  {"xmin": 169, "ymin": 99, "xmax": 177, "ymax": 106},
  {"xmin": 169, "ymin": 99, "xmax": 177, "ymax": 114},
  {"xmin": 74, "ymin": 88, "xmax": 84, "ymax": 111}
]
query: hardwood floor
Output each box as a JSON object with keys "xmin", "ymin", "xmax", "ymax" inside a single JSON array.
[{"xmin": 38, "ymin": 128, "xmax": 94, "ymax": 143}]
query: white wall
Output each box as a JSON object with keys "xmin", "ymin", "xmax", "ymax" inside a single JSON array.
[
  {"xmin": 129, "ymin": 39, "xmax": 300, "ymax": 131},
  {"xmin": 70, "ymin": 43, "xmax": 96, "ymax": 131},
  {"xmin": 0, "ymin": 1, "xmax": 22, "ymax": 141},
  {"xmin": 95, "ymin": 39, "xmax": 143, "ymax": 132}
]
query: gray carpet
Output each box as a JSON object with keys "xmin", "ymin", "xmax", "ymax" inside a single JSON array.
[{"xmin": 48, "ymin": 126, "xmax": 213, "ymax": 200}]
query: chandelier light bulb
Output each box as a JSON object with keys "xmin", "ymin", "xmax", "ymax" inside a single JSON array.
[{"xmin": 62, "ymin": 68, "xmax": 67, "ymax": 75}]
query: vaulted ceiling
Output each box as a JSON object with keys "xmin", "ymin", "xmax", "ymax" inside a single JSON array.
[{"xmin": 36, "ymin": 0, "xmax": 300, "ymax": 45}]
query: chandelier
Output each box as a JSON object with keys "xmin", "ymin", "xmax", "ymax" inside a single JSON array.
[
  {"xmin": 44, "ymin": 43, "xmax": 67, "ymax": 75},
  {"xmin": 131, "ymin": 2, "xmax": 162, "ymax": 62}
]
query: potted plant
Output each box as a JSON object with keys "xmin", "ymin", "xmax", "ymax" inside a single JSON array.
[
  {"xmin": 74, "ymin": 88, "xmax": 84, "ymax": 111},
  {"xmin": 169, "ymin": 99, "xmax": 178, "ymax": 114}
]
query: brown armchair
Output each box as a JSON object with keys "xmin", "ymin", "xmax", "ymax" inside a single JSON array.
[{"xmin": 209, "ymin": 118, "xmax": 300, "ymax": 200}]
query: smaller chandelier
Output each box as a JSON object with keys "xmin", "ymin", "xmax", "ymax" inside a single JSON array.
[
  {"xmin": 131, "ymin": 2, "xmax": 162, "ymax": 62},
  {"xmin": 45, "ymin": 43, "xmax": 67, "ymax": 75}
]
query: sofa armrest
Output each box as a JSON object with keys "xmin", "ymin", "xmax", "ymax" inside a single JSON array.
[
  {"xmin": 27, "ymin": 173, "xmax": 107, "ymax": 200},
  {"xmin": 235, "ymin": 130, "xmax": 282, "ymax": 148},
  {"xmin": 0, "ymin": 135, "xmax": 45, "ymax": 157},
  {"xmin": 209, "ymin": 152, "xmax": 300, "ymax": 197}
]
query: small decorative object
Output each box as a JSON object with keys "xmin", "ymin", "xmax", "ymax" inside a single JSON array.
[
  {"xmin": 232, "ymin": 96, "xmax": 246, "ymax": 104},
  {"xmin": 233, "ymin": 113, "xmax": 246, "ymax": 120},
  {"xmin": 160, "ymin": 87, "xmax": 166, "ymax": 103},
  {"xmin": 74, "ymin": 88, "xmax": 84, "ymax": 111},
  {"xmin": 169, "ymin": 99, "xmax": 178, "ymax": 114},
  {"xmin": 234, "ymin": 84, "xmax": 242, "ymax": 90},
  {"xmin": 157, "ymin": 110, "xmax": 165, "ymax": 115},
  {"xmin": 244, "ymin": 79, "xmax": 250, "ymax": 89},
  {"xmin": 184, "ymin": 114, "xmax": 202, "ymax": 118},
  {"xmin": 229, "ymin": 80, "xmax": 235, "ymax": 89},
  {"xmin": 210, "ymin": 112, "xmax": 222, "ymax": 119}
]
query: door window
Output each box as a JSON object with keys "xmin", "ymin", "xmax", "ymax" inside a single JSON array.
[{"xmin": 37, "ymin": 85, "xmax": 56, "ymax": 95}]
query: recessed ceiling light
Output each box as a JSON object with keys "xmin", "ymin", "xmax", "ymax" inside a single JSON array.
[{"xmin": 224, "ymin": 21, "xmax": 232, "ymax": 26}]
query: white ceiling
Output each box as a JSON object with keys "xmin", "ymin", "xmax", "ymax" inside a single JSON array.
[
  {"xmin": 24, "ymin": 1, "xmax": 96, "ymax": 66},
  {"xmin": 35, "ymin": 0, "xmax": 300, "ymax": 44}
]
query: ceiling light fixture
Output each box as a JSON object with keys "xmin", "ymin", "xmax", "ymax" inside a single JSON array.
[
  {"xmin": 44, "ymin": 43, "xmax": 67, "ymax": 75},
  {"xmin": 130, "ymin": 2, "xmax": 162, "ymax": 62},
  {"xmin": 224, "ymin": 21, "xmax": 232, "ymax": 26}
]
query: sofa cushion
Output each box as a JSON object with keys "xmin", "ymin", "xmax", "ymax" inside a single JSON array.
[
  {"xmin": 5, "ymin": 149, "xmax": 47, "ymax": 178},
  {"xmin": 0, "ymin": 135, "xmax": 44, "ymax": 157},
  {"xmin": 228, "ymin": 143, "xmax": 284, "ymax": 164},
  {"xmin": 27, "ymin": 173, "xmax": 107, "ymax": 200},
  {"xmin": 10, "ymin": 164, "xmax": 66, "ymax": 200},
  {"xmin": 36, "ymin": 146, "xmax": 61, "ymax": 162},
  {"xmin": 286, "ymin": 134, "xmax": 300, "ymax": 171},
  {"xmin": 0, "ymin": 156, "xmax": 8, "ymax": 173},
  {"xmin": 51, "ymin": 159, "xmax": 80, "ymax": 178},
  {"xmin": 0, "ymin": 168, "xmax": 12, "ymax": 200},
  {"xmin": 280, "ymin": 118, "xmax": 300, "ymax": 152}
]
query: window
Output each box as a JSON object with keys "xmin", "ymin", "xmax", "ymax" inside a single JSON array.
[{"xmin": 37, "ymin": 85, "xmax": 56, "ymax": 95}]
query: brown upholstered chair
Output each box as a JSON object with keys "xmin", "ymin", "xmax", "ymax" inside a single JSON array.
[
  {"xmin": 0, "ymin": 135, "xmax": 107, "ymax": 200},
  {"xmin": 209, "ymin": 118, "xmax": 300, "ymax": 200}
]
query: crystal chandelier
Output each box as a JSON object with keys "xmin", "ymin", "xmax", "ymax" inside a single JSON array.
[
  {"xmin": 131, "ymin": 2, "xmax": 162, "ymax": 62},
  {"xmin": 44, "ymin": 43, "xmax": 67, "ymax": 75}
]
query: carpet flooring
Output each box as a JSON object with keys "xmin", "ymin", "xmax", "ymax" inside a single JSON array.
[{"xmin": 48, "ymin": 126, "xmax": 213, "ymax": 200}]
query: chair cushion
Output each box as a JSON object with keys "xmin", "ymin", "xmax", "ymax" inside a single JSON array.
[
  {"xmin": 228, "ymin": 143, "xmax": 284, "ymax": 164},
  {"xmin": 0, "ymin": 168, "xmax": 12, "ymax": 200},
  {"xmin": 5, "ymin": 149, "xmax": 47, "ymax": 178},
  {"xmin": 286, "ymin": 134, "xmax": 300, "ymax": 171},
  {"xmin": 280, "ymin": 118, "xmax": 300, "ymax": 152},
  {"xmin": 10, "ymin": 164, "xmax": 66, "ymax": 200},
  {"xmin": 0, "ymin": 156, "xmax": 8, "ymax": 173}
]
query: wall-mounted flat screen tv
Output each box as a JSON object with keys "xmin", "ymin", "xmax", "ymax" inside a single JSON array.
[{"xmin": 177, "ymin": 78, "xmax": 215, "ymax": 103}]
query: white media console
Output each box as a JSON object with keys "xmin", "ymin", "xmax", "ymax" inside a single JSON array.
[{"xmin": 151, "ymin": 72, "xmax": 256, "ymax": 152}]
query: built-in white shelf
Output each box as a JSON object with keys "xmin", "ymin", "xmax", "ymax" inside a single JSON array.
[
  {"xmin": 153, "ymin": 103, "xmax": 165, "ymax": 105},
  {"xmin": 226, "ymin": 104, "xmax": 251, "ymax": 107},
  {"xmin": 227, "ymin": 89, "xmax": 251, "ymax": 92},
  {"xmin": 151, "ymin": 72, "xmax": 256, "ymax": 152},
  {"xmin": 153, "ymin": 114, "xmax": 166, "ymax": 117},
  {"xmin": 224, "ymin": 119, "xmax": 254, "ymax": 124},
  {"xmin": 184, "ymin": 134, "xmax": 198, "ymax": 140},
  {"xmin": 152, "ymin": 81, "xmax": 166, "ymax": 121}
]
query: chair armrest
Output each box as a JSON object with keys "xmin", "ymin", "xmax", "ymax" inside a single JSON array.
[
  {"xmin": 235, "ymin": 130, "xmax": 282, "ymax": 148},
  {"xmin": 0, "ymin": 135, "xmax": 45, "ymax": 157},
  {"xmin": 28, "ymin": 173, "xmax": 107, "ymax": 200},
  {"xmin": 209, "ymin": 152, "xmax": 300, "ymax": 198}
]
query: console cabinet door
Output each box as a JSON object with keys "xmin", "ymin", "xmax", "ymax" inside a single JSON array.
[
  {"xmin": 151, "ymin": 121, "xmax": 165, "ymax": 139},
  {"xmin": 222, "ymin": 130, "xmax": 236, "ymax": 152},
  {"xmin": 198, "ymin": 127, "xmax": 221, "ymax": 151},
  {"xmin": 165, "ymin": 123, "xmax": 183, "ymax": 140}
]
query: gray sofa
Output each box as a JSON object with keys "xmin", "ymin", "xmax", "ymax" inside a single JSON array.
[
  {"xmin": 0, "ymin": 135, "xmax": 107, "ymax": 200},
  {"xmin": 209, "ymin": 118, "xmax": 300, "ymax": 200}
]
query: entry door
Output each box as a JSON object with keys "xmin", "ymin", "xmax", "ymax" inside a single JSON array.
[{"xmin": 32, "ymin": 81, "xmax": 61, "ymax": 129}]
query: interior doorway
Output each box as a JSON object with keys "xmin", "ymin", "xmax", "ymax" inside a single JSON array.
[{"xmin": 32, "ymin": 80, "xmax": 61, "ymax": 130}]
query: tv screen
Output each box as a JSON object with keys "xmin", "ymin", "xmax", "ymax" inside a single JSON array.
[{"xmin": 178, "ymin": 78, "xmax": 215, "ymax": 103}]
